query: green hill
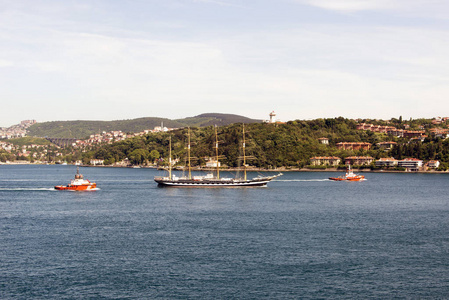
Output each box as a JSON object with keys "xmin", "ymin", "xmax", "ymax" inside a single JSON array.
[
  {"xmin": 87, "ymin": 117, "xmax": 449, "ymax": 169},
  {"xmin": 27, "ymin": 114, "xmax": 262, "ymax": 139},
  {"xmin": 177, "ymin": 113, "xmax": 262, "ymax": 127},
  {"xmin": 5, "ymin": 137, "xmax": 52, "ymax": 146}
]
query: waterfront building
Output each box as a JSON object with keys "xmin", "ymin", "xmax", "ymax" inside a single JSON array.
[
  {"xmin": 397, "ymin": 158, "xmax": 423, "ymax": 171},
  {"xmin": 90, "ymin": 159, "xmax": 105, "ymax": 166},
  {"xmin": 309, "ymin": 156, "xmax": 341, "ymax": 166},
  {"xmin": 426, "ymin": 160, "xmax": 440, "ymax": 169},
  {"xmin": 375, "ymin": 157, "xmax": 398, "ymax": 168},
  {"xmin": 344, "ymin": 156, "xmax": 374, "ymax": 166},
  {"xmin": 205, "ymin": 160, "xmax": 221, "ymax": 168}
]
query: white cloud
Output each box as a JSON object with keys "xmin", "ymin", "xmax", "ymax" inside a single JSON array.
[
  {"xmin": 3, "ymin": 21, "xmax": 449, "ymax": 122},
  {"xmin": 0, "ymin": 59, "xmax": 13, "ymax": 67},
  {"xmin": 293, "ymin": 0, "xmax": 449, "ymax": 14},
  {"xmin": 1, "ymin": 0, "xmax": 449, "ymax": 125},
  {"xmin": 295, "ymin": 0, "xmax": 388, "ymax": 12},
  {"xmin": 191, "ymin": 0, "xmax": 245, "ymax": 8}
]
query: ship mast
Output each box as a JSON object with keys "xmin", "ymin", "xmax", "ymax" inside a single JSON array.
[
  {"xmin": 188, "ymin": 127, "xmax": 191, "ymax": 180},
  {"xmin": 242, "ymin": 124, "xmax": 247, "ymax": 181},
  {"xmin": 168, "ymin": 136, "xmax": 172, "ymax": 180},
  {"xmin": 214, "ymin": 125, "xmax": 220, "ymax": 179}
]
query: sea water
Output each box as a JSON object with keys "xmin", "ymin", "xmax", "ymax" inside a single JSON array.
[{"xmin": 1, "ymin": 165, "xmax": 449, "ymax": 298}]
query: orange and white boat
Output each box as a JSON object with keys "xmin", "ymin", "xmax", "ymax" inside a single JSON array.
[
  {"xmin": 55, "ymin": 167, "xmax": 97, "ymax": 191},
  {"xmin": 329, "ymin": 165, "xmax": 365, "ymax": 182}
]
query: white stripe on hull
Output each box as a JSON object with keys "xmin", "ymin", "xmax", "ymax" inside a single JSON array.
[
  {"xmin": 155, "ymin": 180, "xmax": 271, "ymax": 187},
  {"xmin": 154, "ymin": 174, "xmax": 282, "ymax": 188}
]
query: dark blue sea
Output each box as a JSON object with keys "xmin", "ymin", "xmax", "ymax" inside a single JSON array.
[{"xmin": 1, "ymin": 165, "xmax": 449, "ymax": 299}]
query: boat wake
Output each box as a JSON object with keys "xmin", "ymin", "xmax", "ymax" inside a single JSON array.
[
  {"xmin": 276, "ymin": 179, "xmax": 330, "ymax": 182},
  {"xmin": 101, "ymin": 180, "xmax": 148, "ymax": 182},
  {"xmin": 0, "ymin": 188, "xmax": 56, "ymax": 191},
  {"xmin": 0, "ymin": 179, "xmax": 56, "ymax": 182}
]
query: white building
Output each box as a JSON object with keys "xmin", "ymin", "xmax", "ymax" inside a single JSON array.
[
  {"xmin": 375, "ymin": 157, "xmax": 398, "ymax": 168},
  {"xmin": 397, "ymin": 158, "xmax": 423, "ymax": 171},
  {"xmin": 90, "ymin": 159, "xmax": 105, "ymax": 166},
  {"xmin": 206, "ymin": 160, "xmax": 221, "ymax": 168},
  {"xmin": 310, "ymin": 156, "xmax": 341, "ymax": 166},
  {"xmin": 426, "ymin": 160, "xmax": 440, "ymax": 169},
  {"xmin": 318, "ymin": 138, "xmax": 329, "ymax": 145}
]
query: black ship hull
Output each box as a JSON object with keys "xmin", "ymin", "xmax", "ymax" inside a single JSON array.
[{"xmin": 154, "ymin": 174, "xmax": 281, "ymax": 187}]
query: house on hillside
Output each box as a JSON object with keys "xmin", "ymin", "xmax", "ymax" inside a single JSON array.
[
  {"xmin": 377, "ymin": 141, "xmax": 397, "ymax": 150},
  {"xmin": 318, "ymin": 137, "xmax": 329, "ymax": 145},
  {"xmin": 344, "ymin": 156, "xmax": 374, "ymax": 166},
  {"xmin": 387, "ymin": 128, "xmax": 405, "ymax": 137},
  {"xmin": 336, "ymin": 142, "xmax": 371, "ymax": 151},
  {"xmin": 429, "ymin": 128, "xmax": 449, "ymax": 139},
  {"xmin": 403, "ymin": 130, "xmax": 426, "ymax": 139},
  {"xmin": 309, "ymin": 156, "xmax": 341, "ymax": 166}
]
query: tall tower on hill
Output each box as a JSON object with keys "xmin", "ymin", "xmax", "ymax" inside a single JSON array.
[{"xmin": 269, "ymin": 111, "xmax": 276, "ymax": 123}]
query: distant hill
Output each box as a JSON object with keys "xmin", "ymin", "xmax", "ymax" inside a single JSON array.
[
  {"xmin": 178, "ymin": 113, "xmax": 262, "ymax": 127},
  {"xmin": 27, "ymin": 113, "xmax": 262, "ymax": 139}
]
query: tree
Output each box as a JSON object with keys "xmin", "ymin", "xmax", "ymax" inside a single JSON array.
[
  {"xmin": 148, "ymin": 150, "xmax": 160, "ymax": 163},
  {"xmin": 129, "ymin": 149, "xmax": 149, "ymax": 165}
]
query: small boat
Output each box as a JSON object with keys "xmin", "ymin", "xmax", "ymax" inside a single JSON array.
[
  {"xmin": 329, "ymin": 165, "xmax": 365, "ymax": 181},
  {"xmin": 55, "ymin": 167, "xmax": 97, "ymax": 191}
]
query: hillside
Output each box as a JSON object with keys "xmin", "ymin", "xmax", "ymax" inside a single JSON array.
[
  {"xmin": 88, "ymin": 118, "xmax": 375, "ymax": 168},
  {"xmin": 87, "ymin": 117, "xmax": 449, "ymax": 170},
  {"xmin": 5, "ymin": 137, "xmax": 52, "ymax": 146},
  {"xmin": 27, "ymin": 114, "xmax": 262, "ymax": 139},
  {"xmin": 177, "ymin": 113, "xmax": 262, "ymax": 127}
]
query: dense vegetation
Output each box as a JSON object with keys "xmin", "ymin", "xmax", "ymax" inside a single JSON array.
[
  {"xmin": 27, "ymin": 114, "xmax": 262, "ymax": 139},
  {"xmin": 86, "ymin": 118, "xmax": 449, "ymax": 170},
  {"xmin": 4, "ymin": 137, "xmax": 52, "ymax": 146}
]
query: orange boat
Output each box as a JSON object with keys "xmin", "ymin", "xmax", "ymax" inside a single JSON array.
[
  {"xmin": 329, "ymin": 165, "xmax": 365, "ymax": 182},
  {"xmin": 55, "ymin": 167, "xmax": 97, "ymax": 191}
]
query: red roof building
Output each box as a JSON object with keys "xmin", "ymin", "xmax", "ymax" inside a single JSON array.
[
  {"xmin": 344, "ymin": 156, "xmax": 374, "ymax": 165},
  {"xmin": 309, "ymin": 156, "xmax": 341, "ymax": 166},
  {"xmin": 336, "ymin": 142, "xmax": 371, "ymax": 150}
]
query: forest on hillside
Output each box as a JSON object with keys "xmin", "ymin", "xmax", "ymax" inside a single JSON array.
[
  {"xmin": 85, "ymin": 118, "xmax": 449, "ymax": 170},
  {"xmin": 26, "ymin": 114, "xmax": 262, "ymax": 139}
]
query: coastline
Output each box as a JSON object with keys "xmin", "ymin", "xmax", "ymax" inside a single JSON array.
[{"xmin": 2, "ymin": 161, "xmax": 447, "ymax": 174}]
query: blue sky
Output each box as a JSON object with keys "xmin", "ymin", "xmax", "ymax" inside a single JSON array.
[{"xmin": 1, "ymin": 0, "xmax": 448, "ymax": 126}]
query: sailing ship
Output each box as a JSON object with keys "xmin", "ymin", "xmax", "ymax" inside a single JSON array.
[
  {"xmin": 154, "ymin": 125, "xmax": 282, "ymax": 187},
  {"xmin": 329, "ymin": 165, "xmax": 365, "ymax": 181}
]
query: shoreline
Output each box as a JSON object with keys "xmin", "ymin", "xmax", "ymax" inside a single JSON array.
[{"xmin": 1, "ymin": 161, "xmax": 447, "ymax": 174}]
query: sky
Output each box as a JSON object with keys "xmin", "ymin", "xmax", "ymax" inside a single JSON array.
[{"xmin": 1, "ymin": 0, "xmax": 449, "ymax": 126}]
